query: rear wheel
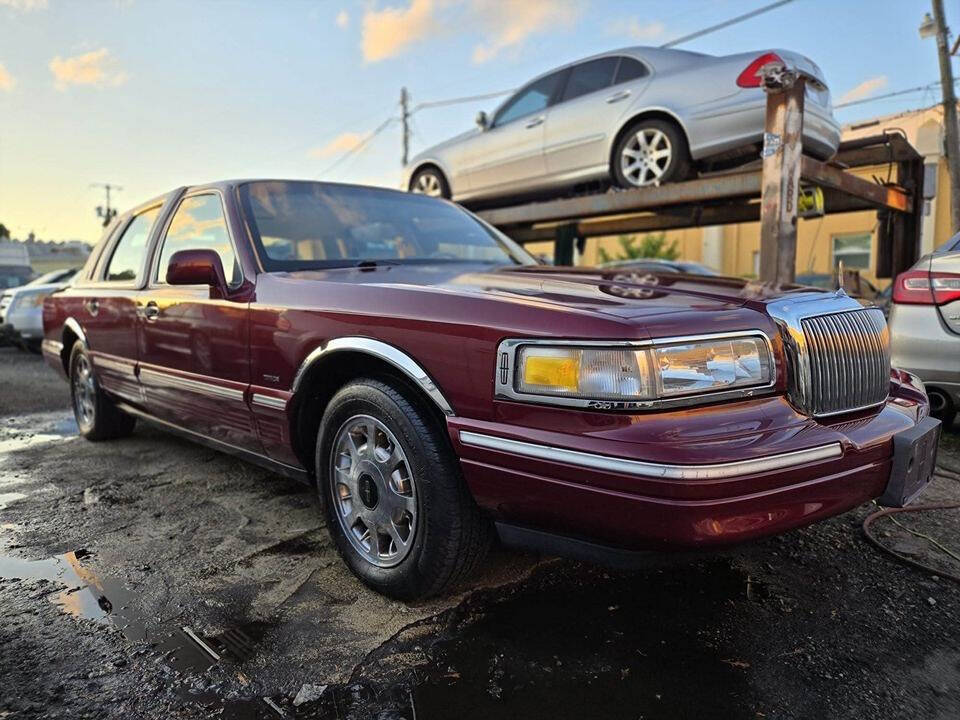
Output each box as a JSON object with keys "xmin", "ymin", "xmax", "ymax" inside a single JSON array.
[
  {"xmin": 409, "ymin": 167, "xmax": 450, "ymax": 199},
  {"xmin": 928, "ymin": 388, "xmax": 957, "ymax": 429},
  {"xmin": 612, "ymin": 119, "xmax": 691, "ymax": 189},
  {"xmin": 69, "ymin": 342, "xmax": 137, "ymax": 441},
  {"xmin": 316, "ymin": 378, "xmax": 490, "ymax": 600}
]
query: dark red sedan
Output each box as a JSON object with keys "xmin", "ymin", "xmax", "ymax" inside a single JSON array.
[{"xmin": 42, "ymin": 180, "xmax": 939, "ymax": 599}]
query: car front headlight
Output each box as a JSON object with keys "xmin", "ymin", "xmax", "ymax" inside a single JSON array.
[{"xmin": 507, "ymin": 334, "xmax": 773, "ymax": 406}]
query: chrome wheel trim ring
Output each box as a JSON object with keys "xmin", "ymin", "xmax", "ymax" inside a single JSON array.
[
  {"xmin": 621, "ymin": 128, "xmax": 672, "ymax": 187},
  {"xmin": 330, "ymin": 414, "xmax": 417, "ymax": 568},
  {"xmin": 413, "ymin": 171, "xmax": 442, "ymax": 197},
  {"xmin": 72, "ymin": 353, "xmax": 96, "ymax": 428}
]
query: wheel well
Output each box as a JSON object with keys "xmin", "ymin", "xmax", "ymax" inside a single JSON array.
[
  {"xmin": 409, "ymin": 163, "xmax": 446, "ymax": 189},
  {"xmin": 289, "ymin": 351, "xmax": 451, "ymax": 474},
  {"xmin": 60, "ymin": 326, "xmax": 80, "ymax": 374},
  {"xmin": 609, "ymin": 111, "xmax": 691, "ymax": 170}
]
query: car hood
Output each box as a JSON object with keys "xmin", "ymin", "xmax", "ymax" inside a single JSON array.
[{"xmin": 271, "ymin": 263, "xmax": 803, "ymax": 321}]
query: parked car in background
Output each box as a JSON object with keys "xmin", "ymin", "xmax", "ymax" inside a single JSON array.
[
  {"xmin": 0, "ymin": 265, "xmax": 33, "ymax": 290},
  {"xmin": 404, "ymin": 46, "xmax": 839, "ymax": 203},
  {"xmin": 889, "ymin": 232, "xmax": 960, "ymax": 427},
  {"xmin": 600, "ymin": 258, "xmax": 720, "ymax": 276},
  {"xmin": 1, "ymin": 267, "xmax": 79, "ymax": 351},
  {"xmin": 43, "ymin": 180, "xmax": 936, "ymax": 600}
]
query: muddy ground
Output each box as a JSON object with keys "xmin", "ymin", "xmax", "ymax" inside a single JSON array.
[{"xmin": 1, "ymin": 345, "xmax": 959, "ymax": 719}]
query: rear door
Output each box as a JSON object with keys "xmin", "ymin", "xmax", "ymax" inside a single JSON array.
[
  {"xmin": 544, "ymin": 56, "xmax": 651, "ymax": 176},
  {"xmin": 137, "ymin": 192, "xmax": 256, "ymax": 448},
  {"xmin": 464, "ymin": 69, "xmax": 566, "ymax": 194},
  {"xmin": 82, "ymin": 207, "xmax": 161, "ymax": 404}
]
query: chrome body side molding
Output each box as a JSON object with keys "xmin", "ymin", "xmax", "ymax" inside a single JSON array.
[
  {"xmin": 251, "ymin": 393, "xmax": 287, "ymax": 410},
  {"xmin": 459, "ymin": 430, "xmax": 842, "ymax": 480},
  {"xmin": 292, "ymin": 336, "xmax": 455, "ymax": 416},
  {"xmin": 139, "ymin": 367, "xmax": 245, "ymax": 402}
]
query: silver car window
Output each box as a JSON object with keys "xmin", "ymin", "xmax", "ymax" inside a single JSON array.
[
  {"xmin": 560, "ymin": 57, "xmax": 618, "ymax": 102},
  {"xmin": 614, "ymin": 56, "xmax": 648, "ymax": 84},
  {"xmin": 493, "ymin": 71, "xmax": 563, "ymax": 127}
]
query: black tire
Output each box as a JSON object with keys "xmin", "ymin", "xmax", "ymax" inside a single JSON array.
[
  {"xmin": 316, "ymin": 378, "xmax": 490, "ymax": 600},
  {"xmin": 25, "ymin": 339, "xmax": 42, "ymax": 354},
  {"xmin": 928, "ymin": 388, "xmax": 957, "ymax": 430},
  {"xmin": 69, "ymin": 342, "xmax": 137, "ymax": 442},
  {"xmin": 612, "ymin": 118, "xmax": 692, "ymax": 189},
  {"xmin": 408, "ymin": 166, "xmax": 451, "ymax": 199}
]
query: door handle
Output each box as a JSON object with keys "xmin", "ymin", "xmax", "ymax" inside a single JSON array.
[
  {"xmin": 525, "ymin": 116, "xmax": 544, "ymax": 129},
  {"xmin": 84, "ymin": 299, "xmax": 99, "ymax": 316},
  {"xmin": 142, "ymin": 301, "xmax": 159, "ymax": 321},
  {"xmin": 606, "ymin": 90, "xmax": 631, "ymax": 104}
]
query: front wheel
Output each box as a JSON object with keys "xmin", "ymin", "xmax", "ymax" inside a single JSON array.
[
  {"xmin": 316, "ymin": 379, "xmax": 490, "ymax": 600},
  {"xmin": 612, "ymin": 119, "xmax": 691, "ymax": 189},
  {"xmin": 69, "ymin": 342, "xmax": 136, "ymax": 441},
  {"xmin": 408, "ymin": 167, "xmax": 450, "ymax": 199}
]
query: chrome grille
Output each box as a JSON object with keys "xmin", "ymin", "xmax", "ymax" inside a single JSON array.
[{"xmin": 799, "ymin": 308, "xmax": 890, "ymax": 416}]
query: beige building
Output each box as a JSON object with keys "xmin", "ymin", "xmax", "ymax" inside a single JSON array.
[{"xmin": 557, "ymin": 105, "xmax": 954, "ymax": 288}]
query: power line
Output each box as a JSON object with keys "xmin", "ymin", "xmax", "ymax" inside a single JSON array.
[
  {"xmin": 661, "ymin": 0, "xmax": 796, "ymax": 49},
  {"xmin": 317, "ymin": 116, "xmax": 398, "ymax": 178},
  {"xmin": 411, "ymin": 88, "xmax": 515, "ymax": 114},
  {"xmin": 833, "ymin": 78, "xmax": 960, "ymax": 109}
]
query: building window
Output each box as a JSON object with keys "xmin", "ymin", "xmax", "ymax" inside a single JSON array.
[{"xmin": 832, "ymin": 233, "xmax": 871, "ymax": 270}]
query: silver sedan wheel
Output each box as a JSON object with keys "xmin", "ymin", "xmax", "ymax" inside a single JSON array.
[
  {"xmin": 412, "ymin": 171, "xmax": 442, "ymax": 197},
  {"xmin": 330, "ymin": 414, "xmax": 417, "ymax": 568},
  {"xmin": 621, "ymin": 128, "xmax": 672, "ymax": 187},
  {"xmin": 72, "ymin": 353, "xmax": 96, "ymax": 427}
]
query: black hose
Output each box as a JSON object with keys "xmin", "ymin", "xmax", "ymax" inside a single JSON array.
[{"xmin": 862, "ymin": 503, "xmax": 960, "ymax": 584}]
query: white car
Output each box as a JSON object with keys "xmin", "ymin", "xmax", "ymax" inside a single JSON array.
[
  {"xmin": 404, "ymin": 46, "xmax": 840, "ymax": 203},
  {"xmin": 0, "ymin": 267, "xmax": 78, "ymax": 352}
]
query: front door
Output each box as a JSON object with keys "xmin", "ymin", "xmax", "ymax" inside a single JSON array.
[
  {"xmin": 137, "ymin": 192, "xmax": 256, "ymax": 450},
  {"xmin": 464, "ymin": 69, "xmax": 565, "ymax": 195}
]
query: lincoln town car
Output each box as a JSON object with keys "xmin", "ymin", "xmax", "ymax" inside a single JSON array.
[{"xmin": 42, "ymin": 180, "xmax": 939, "ymax": 600}]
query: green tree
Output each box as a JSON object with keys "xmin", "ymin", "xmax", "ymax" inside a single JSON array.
[
  {"xmin": 597, "ymin": 232, "xmax": 680, "ymax": 264},
  {"xmin": 0, "ymin": 223, "xmax": 9, "ymax": 240}
]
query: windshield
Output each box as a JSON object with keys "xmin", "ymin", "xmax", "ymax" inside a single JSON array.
[
  {"xmin": 0, "ymin": 267, "xmax": 33, "ymax": 288},
  {"xmin": 238, "ymin": 181, "xmax": 535, "ymax": 271}
]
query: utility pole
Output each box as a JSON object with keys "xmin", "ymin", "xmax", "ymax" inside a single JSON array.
[
  {"xmin": 91, "ymin": 183, "xmax": 122, "ymax": 227},
  {"xmin": 930, "ymin": 0, "xmax": 960, "ymax": 234},
  {"xmin": 400, "ymin": 86, "xmax": 411, "ymax": 167}
]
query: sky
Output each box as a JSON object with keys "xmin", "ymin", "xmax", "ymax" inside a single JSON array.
[{"xmin": 0, "ymin": 0, "xmax": 954, "ymax": 244}]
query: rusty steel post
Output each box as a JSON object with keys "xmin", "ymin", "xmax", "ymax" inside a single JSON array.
[{"xmin": 759, "ymin": 71, "xmax": 805, "ymax": 285}]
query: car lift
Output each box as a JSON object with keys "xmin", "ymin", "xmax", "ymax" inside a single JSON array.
[{"xmin": 474, "ymin": 65, "xmax": 924, "ymax": 285}]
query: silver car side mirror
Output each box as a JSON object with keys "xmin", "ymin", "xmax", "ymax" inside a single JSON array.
[{"xmin": 475, "ymin": 110, "xmax": 489, "ymax": 130}]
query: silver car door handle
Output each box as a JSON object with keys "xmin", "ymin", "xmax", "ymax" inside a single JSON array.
[
  {"xmin": 141, "ymin": 301, "xmax": 159, "ymax": 320},
  {"xmin": 525, "ymin": 116, "xmax": 544, "ymax": 129},
  {"xmin": 606, "ymin": 90, "xmax": 631, "ymax": 104},
  {"xmin": 84, "ymin": 298, "xmax": 99, "ymax": 316}
]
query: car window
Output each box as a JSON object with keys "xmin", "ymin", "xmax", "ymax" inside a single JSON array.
[
  {"xmin": 494, "ymin": 71, "xmax": 563, "ymax": 127},
  {"xmin": 103, "ymin": 208, "xmax": 159, "ymax": 283},
  {"xmin": 560, "ymin": 57, "xmax": 618, "ymax": 102},
  {"xmin": 615, "ymin": 57, "xmax": 649, "ymax": 84},
  {"xmin": 156, "ymin": 194, "xmax": 240, "ymax": 286}
]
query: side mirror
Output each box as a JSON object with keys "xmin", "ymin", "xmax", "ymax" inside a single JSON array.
[
  {"xmin": 166, "ymin": 249, "xmax": 227, "ymax": 293},
  {"xmin": 475, "ymin": 110, "xmax": 489, "ymax": 130}
]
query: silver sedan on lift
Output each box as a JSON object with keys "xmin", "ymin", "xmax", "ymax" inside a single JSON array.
[{"xmin": 404, "ymin": 46, "xmax": 840, "ymax": 203}]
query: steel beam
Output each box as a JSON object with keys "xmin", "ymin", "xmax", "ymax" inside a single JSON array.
[
  {"xmin": 758, "ymin": 76, "xmax": 804, "ymax": 285},
  {"xmin": 800, "ymin": 156, "xmax": 910, "ymax": 212}
]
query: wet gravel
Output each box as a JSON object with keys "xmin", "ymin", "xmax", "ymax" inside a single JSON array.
[{"xmin": 1, "ymin": 347, "xmax": 959, "ymax": 719}]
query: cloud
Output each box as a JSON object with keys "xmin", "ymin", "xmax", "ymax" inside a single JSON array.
[
  {"xmin": 0, "ymin": 63, "xmax": 14, "ymax": 92},
  {"xmin": 471, "ymin": 0, "xmax": 580, "ymax": 64},
  {"xmin": 335, "ymin": 8, "xmax": 349, "ymax": 28},
  {"xmin": 623, "ymin": 19, "xmax": 665, "ymax": 41},
  {"xmin": 837, "ymin": 75, "xmax": 888, "ymax": 105},
  {"xmin": 0, "ymin": 0, "xmax": 48, "ymax": 10},
  {"xmin": 310, "ymin": 132, "xmax": 367, "ymax": 158},
  {"xmin": 362, "ymin": 0, "xmax": 438, "ymax": 63},
  {"xmin": 48, "ymin": 48, "xmax": 127, "ymax": 90}
]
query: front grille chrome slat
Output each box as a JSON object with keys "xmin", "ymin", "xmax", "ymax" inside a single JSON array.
[{"xmin": 798, "ymin": 307, "xmax": 889, "ymax": 417}]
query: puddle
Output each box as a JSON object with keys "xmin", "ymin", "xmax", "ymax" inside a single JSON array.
[
  {"xmin": 292, "ymin": 559, "xmax": 760, "ymax": 719},
  {"xmin": 0, "ymin": 412, "xmax": 77, "ymax": 454},
  {"xmin": 0, "ymin": 491, "xmax": 26, "ymax": 510}
]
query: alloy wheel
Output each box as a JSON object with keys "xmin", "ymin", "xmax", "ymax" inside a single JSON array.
[
  {"xmin": 330, "ymin": 414, "xmax": 417, "ymax": 568},
  {"xmin": 72, "ymin": 353, "xmax": 96, "ymax": 428},
  {"xmin": 620, "ymin": 128, "xmax": 673, "ymax": 187},
  {"xmin": 412, "ymin": 172, "xmax": 442, "ymax": 197}
]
